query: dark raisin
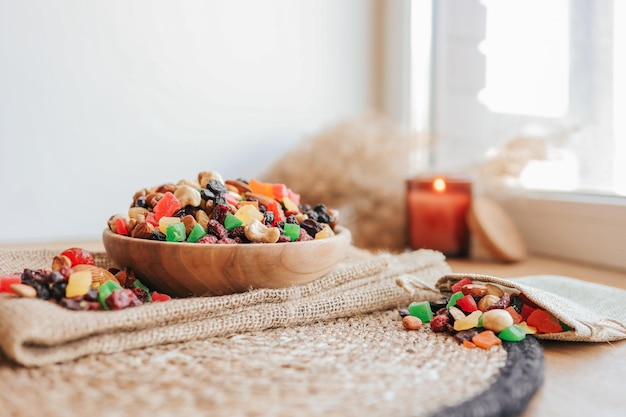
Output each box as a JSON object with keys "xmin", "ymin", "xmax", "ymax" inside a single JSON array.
[
  {"xmin": 285, "ymin": 214, "xmax": 298, "ymax": 224},
  {"xmin": 49, "ymin": 281, "xmax": 68, "ymax": 301},
  {"xmin": 31, "ymin": 281, "xmax": 51, "ymax": 300},
  {"xmin": 151, "ymin": 231, "xmax": 167, "ymax": 241},
  {"xmin": 301, "ymin": 218, "xmax": 324, "ymax": 237},
  {"xmin": 429, "ymin": 298, "xmax": 449, "ymax": 313},
  {"xmin": 313, "ymin": 204, "xmax": 332, "ymax": 224},
  {"xmin": 510, "ymin": 295, "xmax": 524, "ymax": 313},
  {"xmin": 135, "ymin": 195, "xmax": 147, "ymax": 208},
  {"xmin": 263, "ymin": 211, "xmax": 275, "ymax": 225},
  {"xmin": 48, "ymin": 271, "xmax": 66, "ymax": 284},
  {"xmin": 398, "ymin": 308, "xmax": 410, "ymax": 318},
  {"xmin": 201, "ymin": 188, "xmax": 216, "ymax": 201},
  {"xmin": 207, "ymin": 179, "xmax": 227, "ymax": 194},
  {"xmin": 454, "ymin": 329, "xmax": 479, "ymax": 343}
]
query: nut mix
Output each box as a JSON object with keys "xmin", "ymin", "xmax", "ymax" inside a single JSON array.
[
  {"xmin": 108, "ymin": 171, "xmax": 340, "ymax": 244},
  {"xmin": 399, "ymin": 276, "xmax": 569, "ymax": 349},
  {"xmin": 0, "ymin": 247, "xmax": 169, "ymax": 311}
]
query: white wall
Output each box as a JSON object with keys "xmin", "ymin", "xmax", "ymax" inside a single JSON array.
[{"xmin": 0, "ymin": 0, "xmax": 375, "ymax": 243}]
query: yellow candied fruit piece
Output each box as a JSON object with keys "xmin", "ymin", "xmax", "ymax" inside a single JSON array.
[
  {"xmin": 314, "ymin": 224, "xmax": 335, "ymax": 240},
  {"xmin": 66, "ymin": 270, "xmax": 93, "ymax": 298},
  {"xmin": 518, "ymin": 321, "xmax": 537, "ymax": 335},
  {"xmin": 159, "ymin": 216, "xmax": 181, "ymax": 234},
  {"xmin": 234, "ymin": 204, "xmax": 264, "ymax": 226},
  {"xmin": 282, "ymin": 196, "xmax": 299, "ymax": 213},
  {"xmin": 453, "ymin": 310, "xmax": 483, "ymax": 331}
]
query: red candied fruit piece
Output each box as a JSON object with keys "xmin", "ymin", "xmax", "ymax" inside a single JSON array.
[
  {"xmin": 61, "ymin": 247, "xmax": 95, "ymax": 267},
  {"xmin": 266, "ymin": 200, "xmax": 286, "ymax": 227},
  {"xmin": 451, "ymin": 277, "xmax": 473, "ymax": 294},
  {"xmin": 115, "ymin": 218, "xmax": 129, "ymax": 236},
  {"xmin": 272, "ymin": 183, "xmax": 288, "ymax": 200},
  {"xmin": 456, "ymin": 294, "xmax": 478, "ymax": 313},
  {"xmin": 153, "ymin": 192, "xmax": 182, "ymax": 221},
  {"xmin": 151, "ymin": 291, "xmax": 171, "ymax": 302},
  {"xmin": 520, "ymin": 303, "xmax": 536, "ymax": 322},
  {"xmin": 0, "ymin": 273, "xmax": 22, "ymax": 293},
  {"xmin": 526, "ymin": 308, "xmax": 563, "ymax": 333},
  {"xmin": 145, "ymin": 212, "xmax": 159, "ymax": 227}
]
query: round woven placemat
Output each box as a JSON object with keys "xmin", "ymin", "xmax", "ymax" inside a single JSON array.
[{"xmin": 0, "ymin": 309, "xmax": 543, "ymax": 417}]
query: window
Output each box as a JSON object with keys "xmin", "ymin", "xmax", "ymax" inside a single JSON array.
[
  {"xmin": 412, "ymin": 0, "xmax": 626, "ymax": 197},
  {"xmin": 400, "ymin": 0, "xmax": 626, "ymax": 270}
]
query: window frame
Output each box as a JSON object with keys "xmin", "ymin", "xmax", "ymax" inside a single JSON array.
[{"xmin": 382, "ymin": 0, "xmax": 626, "ymax": 271}]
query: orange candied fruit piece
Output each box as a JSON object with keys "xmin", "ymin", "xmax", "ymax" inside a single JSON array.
[
  {"xmin": 462, "ymin": 340, "xmax": 477, "ymax": 349},
  {"xmin": 248, "ymin": 178, "xmax": 274, "ymax": 198},
  {"xmin": 472, "ymin": 330, "xmax": 503, "ymax": 350}
]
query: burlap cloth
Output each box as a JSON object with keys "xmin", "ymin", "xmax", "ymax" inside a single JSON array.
[
  {"xmin": 0, "ymin": 247, "xmax": 549, "ymax": 417},
  {"xmin": 0, "ymin": 247, "xmax": 451, "ymax": 368}
]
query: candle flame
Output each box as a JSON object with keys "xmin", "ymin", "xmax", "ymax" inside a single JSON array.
[{"xmin": 433, "ymin": 178, "xmax": 446, "ymax": 193}]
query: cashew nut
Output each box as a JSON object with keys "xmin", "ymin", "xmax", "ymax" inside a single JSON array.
[
  {"xmin": 198, "ymin": 171, "xmax": 225, "ymax": 189},
  {"xmin": 244, "ymin": 219, "xmax": 280, "ymax": 243},
  {"xmin": 174, "ymin": 185, "xmax": 202, "ymax": 207}
]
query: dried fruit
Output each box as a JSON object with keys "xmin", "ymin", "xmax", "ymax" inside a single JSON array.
[
  {"xmin": 429, "ymin": 314, "xmax": 450, "ymax": 332},
  {"xmin": 60, "ymin": 247, "xmax": 95, "ymax": 267},
  {"xmin": 472, "ymin": 330, "xmax": 502, "ymax": 349},
  {"xmin": 402, "ymin": 315, "xmax": 423, "ymax": 330}
]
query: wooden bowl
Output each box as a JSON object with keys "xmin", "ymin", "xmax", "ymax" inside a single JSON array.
[{"xmin": 102, "ymin": 226, "xmax": 352, "ymax": 297}]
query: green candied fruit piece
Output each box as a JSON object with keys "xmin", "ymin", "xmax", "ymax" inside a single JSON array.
[
  {"xmin": 187, "ymin": 223, "xmax": 207, "ymax": 243},
  {"xmin": 224, "ymin": 213, "xmax": 244, "ymax": 231},
  {"xmin": 283, "ymin": 223, "xmax": 301, "ymax": 241},
  {"xmin": 408, "ymin": 301, "xmax": 434, "ymax": 323},
  {"xmin": 132, "ymin": 279, "xmax": 152, "ymax": 302},
  {"xmin": 166, "ymin": 222, "xmax": 186, "ymax": 242},
  {"xmin": 99, "ymin": 279, "xmax": 123, "ymax": 310},
  {"xmin": 446, "ymin": 291, "xmax": 464, "ymax": 309},
  {"xmin": 498, "ymin": 324, "xmax": 526, "ymax": 342}
]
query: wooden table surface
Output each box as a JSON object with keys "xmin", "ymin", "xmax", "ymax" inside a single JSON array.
[{"xmin": 2, "ymin": 240, "xmax": 625, "ymax": 417}]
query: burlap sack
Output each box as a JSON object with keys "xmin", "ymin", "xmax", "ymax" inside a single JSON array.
[
  {"xmin": 0, "ymin": 247, "xmax": 449, "ymax": 367},
  {"xmin": 436, "ymin": 273, "xmax": 626, "ymax": 342}
]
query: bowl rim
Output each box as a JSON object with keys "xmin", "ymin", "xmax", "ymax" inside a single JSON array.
[{"xmin": 102, "ymin": 225, "xmax": 351, "ymax": 248}]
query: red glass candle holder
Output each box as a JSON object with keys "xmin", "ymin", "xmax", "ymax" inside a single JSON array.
[{"xmin": 406, "ymin": 176, "xmax": 472, "ymax": 257}]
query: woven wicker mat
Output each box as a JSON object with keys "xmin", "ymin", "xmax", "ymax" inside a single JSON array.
[
  {"xmin": 0, "ymin": 248, "xmax": 544, "ymax": 417},
  {"xmin": 0, "ymin": 311, "xmax": 543, "ymax": 417}
]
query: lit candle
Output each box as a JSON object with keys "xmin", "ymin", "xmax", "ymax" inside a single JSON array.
[{"xmin": 406, "ymin": 176, "xmax": 472, "ymax": 256}]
